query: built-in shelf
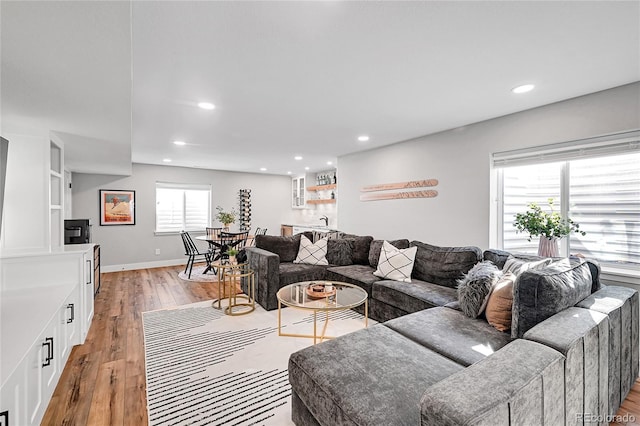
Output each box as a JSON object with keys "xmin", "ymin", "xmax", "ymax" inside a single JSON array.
[
  {"xmin": 307, "ymin": 184, "xmax": 336, "ymax": 191},
  {"xmin": 307, "ymin": 199, "xmax": 336, "ymax": 204}
]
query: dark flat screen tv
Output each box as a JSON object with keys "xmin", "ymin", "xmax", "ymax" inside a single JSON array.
[{"xmin": 0, "ymin": 137, "xmax": 8, "ymax": 238}]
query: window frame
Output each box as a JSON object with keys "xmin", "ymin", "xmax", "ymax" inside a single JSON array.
[
  {"xmin": 492, "ymin": 130, "xmax": 640, "ymax": 279},
  {"xmin": 155, "ymin": 182, "xmax": 212, "ymax": 235}
]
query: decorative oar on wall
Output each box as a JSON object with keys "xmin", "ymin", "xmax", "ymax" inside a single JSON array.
[{"xmin": 359, "ymin": 179, "xmax": 439, "ymax": 201}]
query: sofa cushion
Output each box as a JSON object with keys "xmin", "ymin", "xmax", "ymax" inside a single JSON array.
[
  {"xmin": 420, "ymin": 340, "xmax": 565, "ymax": 426},
  {"xmin": 293, "ymin": 235, "xmax": 328, "ymax": 265},
  {"xmin": 457, "ymin": 261, "xmax": 501, "ymax": 318},
  {"xmin": 372, "ymin": 279, "xmax": 458, "ymax": 313},
  {"xmin": 411, "ymin": 241, "xmax": 482, "ymax": 288},
  {"xmin": 341, "ymin": 234, "xmax": 374, "ymax": 265},
  {"xmin": 512, "ymin": 258, "xmax": 593, "ymax": 338},
  {"xmin": 255, "ymin": 233, "xmax": 310, "ymax": 262},
  {"xmin": 278, "ymin": 262, "xmax": 330, "ymax": 287},
  {"xmin": 485, "ymin": 272, "xmax": 516, "ymax": 332},
  {"xmin": 289, "ymin": 325, "xmax": 464, "ymax": 426},
  {"xmin": 373, "ymin": 241, "xmax": 417, "ymax": 283},
  {"xmin": 368, "ymin": 239, "xmax": 409, "ymax": 268},
  {"xmin": 326, "ymin": 264, "xmax": 378, "ymax": 296},
  {"xmin": 483, "ymin": 248, "xmax": 541, "ymax": 269},
  {"xmin": 385, "ymin": 307, "xmax": 512, "ymax": 367},
  {"xmin": 484, "ymin": 249, "xmax": 602, "ymax": 293},
  {"xmin": 326, "ymin": 238, "xmax": 354, "ymax": 266}
]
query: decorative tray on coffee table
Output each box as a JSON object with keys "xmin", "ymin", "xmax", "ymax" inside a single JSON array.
[{"xmin": 306, "ymin": 283, "xmax": 336, "ymax": 299}]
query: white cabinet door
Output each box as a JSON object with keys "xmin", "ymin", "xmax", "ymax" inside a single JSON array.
[
  {"xmin": 24, "ymin": 338, "xmax": 45, "ymax": 425},
  {"xmin": 0, "ymin": 367, "xmax": 26, "ymax": 426},
  {"xmin": 292, "ymin": 176, "xmax": 306, "ymax": 208},
  {"xmin": 40, "ymin": 319, "xmax": 59, "ymax": 411},
  {"xmin": 80, "ymin": 251, "xmax": 94, "ymax": 342},
  {"xmin": 59, "ymin": 286, "xmax": 80, "ymax": 363}
]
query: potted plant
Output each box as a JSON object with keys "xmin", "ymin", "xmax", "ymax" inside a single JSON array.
[
  {"xmin": 215, "ymin": 206, "xmax": 238, "ymax": 230},
  {"xmin": 513, "ymin": 198, "xmax": 586, "ymax": 257},
  {"xmin": 225, "ymin": 248, "xmax": 239, "ymax": 264}
]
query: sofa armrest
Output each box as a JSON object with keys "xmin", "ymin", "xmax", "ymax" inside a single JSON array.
[
  {"xmin": 246, "ymin": 247, "xmax": 281, "ymax": 310},
  {"xmin": 421, "ymin": 339, "xmax": 565, "ymax": 426},
  {"xmin": 524, "ymin": 307, "xmax": 609, "ymax": 422}
]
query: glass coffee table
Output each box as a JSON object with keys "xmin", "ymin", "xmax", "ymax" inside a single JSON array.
[{"xmin": 276, "ymin": 281, "xmax": 368, "ymax": 344}]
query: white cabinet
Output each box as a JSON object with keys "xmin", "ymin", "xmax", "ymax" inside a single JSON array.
[
  {"xmin": 0, "ymin": 247, "xmax": 93, "ymax": 426},
  {"xmin": 60, "ymin": 288, "xmax": 80, "ymax": 363},
  {"xmin": 80, "ymin": 250, "xmax": 95, "ymax": 341},
  {"xmin": 292, "ymin": 175, "xmax": 306, "ymax": 208}
]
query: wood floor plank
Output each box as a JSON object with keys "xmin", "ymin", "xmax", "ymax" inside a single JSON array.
[
  {"xmin": 41, "ymin": 265, "xmax": 640, "ymax": 425},
  {"xmin": 124, "ymin": 374, "xmax": 148, "ymax": 426},
  {"xmin": 87, "ymin": 359, "xmax": 126, "ymax": 426}
]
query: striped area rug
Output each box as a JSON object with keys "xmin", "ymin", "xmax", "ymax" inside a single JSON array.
[{"xmin": 142, "ymin": 299, "xmax": 371, "ymax": 425}]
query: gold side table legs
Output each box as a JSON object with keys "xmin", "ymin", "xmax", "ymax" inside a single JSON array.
[{"xmin": 212, "ymin": 263, "xmax": 255, "ymax": 316}]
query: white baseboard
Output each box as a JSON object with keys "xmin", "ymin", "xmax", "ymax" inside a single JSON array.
[{"xmin": 102, "ymin": 258, "xmax": 186, "ymax": 273}]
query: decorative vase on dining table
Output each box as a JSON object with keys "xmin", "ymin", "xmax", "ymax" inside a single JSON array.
[
  {"xmin": 538, "ymin": 237, "xmax": 559, "ymax": 257},
  {"xmin": 223, "ymin": 223, "xmax": 231, "ymax": 232}
]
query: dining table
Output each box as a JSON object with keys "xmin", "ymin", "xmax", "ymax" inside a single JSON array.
[{"xmin": 195, "ymin": 231, "xmax": 250, "ymax": 274}]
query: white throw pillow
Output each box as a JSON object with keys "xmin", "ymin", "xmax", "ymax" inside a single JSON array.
[
  {"xmin": 293, "ymin": 235, "xmax": 328, "ymax": 265},
  {"xmin": 373, "ymin": 240, "xmax": 417, "ymax": 283}
]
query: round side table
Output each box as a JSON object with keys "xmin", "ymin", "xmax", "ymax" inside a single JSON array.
[{"xmin": 211, "ymin": 262, "xmax": 255, "ymax": 315}]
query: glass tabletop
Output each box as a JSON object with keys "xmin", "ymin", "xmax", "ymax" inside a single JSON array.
[{"xmin": 277, "ymin": 281, "xmax": 367, "ymax": 310}]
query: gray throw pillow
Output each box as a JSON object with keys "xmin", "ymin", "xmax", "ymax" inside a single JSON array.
[
  {"xmin": 326, "ymin": 239, "xmax": 354, "ymax": 266},
  {"xmin": 411, "ymin": 241, "xmax": 483, "ymax": 288},
  {"xmin": 457, "ymin": 261, "xmax": 502, "ymax": 319},
  {"xmin": 341, "ymin": 234, "xmax": 374, "ymax": 265},
  {"xmin": 255, "ymin": 234, "xmax": 302, "ymax": 263}
]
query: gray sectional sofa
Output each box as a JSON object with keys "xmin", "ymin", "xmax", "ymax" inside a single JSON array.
[{"xmin": 245, "ymin": 232, "xmax": 639, "ymax": 425}]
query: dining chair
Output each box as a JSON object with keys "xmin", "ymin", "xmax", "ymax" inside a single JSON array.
[
  {"xmin": 249, "ymin": 227, "xmax": 267, "ymax": 246},
  {"xmin": 180, "ymin": 231, "xmax": 212, "ymax": 278},
  {"xmin": 205, "ymin": 227, "xmax": 224, "ymax": 261},
  {"xmin": 206, "ymin": 227, "xmax": 223, "ymax": 238},
  {"xmin": 219, "ymin": 231, "xmax": 250, "ymax": 262}
]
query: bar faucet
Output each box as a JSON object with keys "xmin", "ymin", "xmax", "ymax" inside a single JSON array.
[{"xmin": 319, "ymin": 215, "xmax": 328, "ymax": 227}]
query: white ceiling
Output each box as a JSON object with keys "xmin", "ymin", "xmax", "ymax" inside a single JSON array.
[{"xmin": 2, "ymin": 1, "xmax": 639, "ymax": 176}]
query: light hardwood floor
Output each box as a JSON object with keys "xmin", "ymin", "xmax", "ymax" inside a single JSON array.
[{"xmin": 42, "ymin": 265, "xmax": 640, "ymax": 425}]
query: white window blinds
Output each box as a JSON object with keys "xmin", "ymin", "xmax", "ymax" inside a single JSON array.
[
  {"xmin": 495, "ymin": 131, "xmax": 640, "ymax": 268},
  {"xmin": 156, "ymin": 182, "xmax": 211, "ymax": 233}
]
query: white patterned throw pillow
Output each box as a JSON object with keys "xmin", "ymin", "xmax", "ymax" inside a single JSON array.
[
  {"xmin": 373, "ymin": 240, "xmax": 417, "ymax": 283},
  {"xmin": 293, "ymin": 235, "xmax": 329, "ymax": 265}
]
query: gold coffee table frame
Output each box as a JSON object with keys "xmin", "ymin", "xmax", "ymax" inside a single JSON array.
[
  {"xmin": 212, "ymin": 262, "xmax": 255, "ymax": 316},
  {"xmin": 276, "ymin": 281, "xmax": 368, "ymax": 344}
]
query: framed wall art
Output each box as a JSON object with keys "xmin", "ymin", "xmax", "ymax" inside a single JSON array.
[{"xmin": 100, "ymin": 189, "xmax": 135, "ymax": 225}]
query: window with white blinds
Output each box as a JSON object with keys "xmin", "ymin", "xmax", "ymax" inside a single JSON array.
[
  {"xmin": 495, "ymin": 130, "xmax": 640, "ymax": 269},
  {"xmin": 155, "ymin": 182, "xmax": 211, "ymax": 233}
]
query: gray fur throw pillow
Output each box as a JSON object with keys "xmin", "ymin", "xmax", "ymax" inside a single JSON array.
[{"xmin": 457, "ymin": 261, "xmax": 502, "ymax": 318}]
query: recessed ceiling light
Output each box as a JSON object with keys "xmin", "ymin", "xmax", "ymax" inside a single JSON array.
[
  {"xmin": 173, "ymin": 140, "xmax": 186, "ymax": 146},
  {"xmin": 163, "ymin": 158, "xmax": 172, "ymax": 163},
  {"xmin": 197, "ymin": 102, "xmax": 215, "ymax": 110},
  {"xmin": 327, "ymin": 161, "xmax": 333, "ymax": 165},
  {"xmin": 512, "ymin": 84, "xmax": 535, "ymax": 94},
  {"xmin": 358, "ymin": 135, "xmax": 370, "ymax": 142},
  {"xmin": 294, "ymin": 156, "xmax": 303, "ymax": 160},
  {"xmin": 260, "ymin": 167, "xmax": 267, "ymax": 171},
  {"xmin": 304, "ymin": 167, "xmax": 310, "ymax": 171},
  {"xmin": 287, "ymin": 171, "xmax": 292, "ymax": 175}
]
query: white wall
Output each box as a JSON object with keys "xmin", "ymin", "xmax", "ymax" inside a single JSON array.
[
  {"xmin": 72, "ymin": 163, "xmax": 293, "ymax": 269},
  {"xmin": 338, "ymin": 82, "xmax": 640, "ymax": 249},
  {"xmin": 0, "ymin": 132, "xmax": 50, "ymax": 253}
]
